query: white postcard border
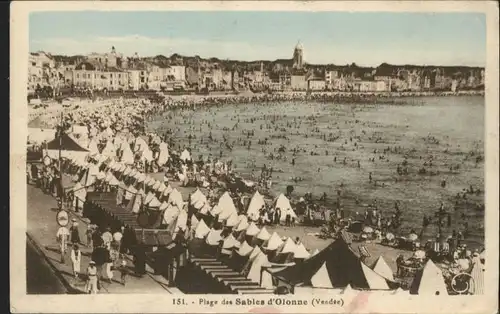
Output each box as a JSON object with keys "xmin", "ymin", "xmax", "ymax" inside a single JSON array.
[{"xmin": 10, "ymin": 1, "xmax": 499, "ymax": 313}]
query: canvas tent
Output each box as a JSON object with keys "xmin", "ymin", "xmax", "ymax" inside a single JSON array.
[
  {"xmin": 247, "ymin": 191, "xmax": 266, "ymax": 221},
  {"xmin": 43, "ymin": 133, "xmax": 89, "ymax": 164},
  {"xmin": 371, "ymin": 256, "xmax": 395, "ymax": 281},
  {"xmin": 409, "ymin": 260, "xmax": 448, "ymax": 295},
  {"xmin": 272, "ymin": 237, "xmax": 394, "ymax": 290},
  {"xmin": 273, "ymin": 194, "xmax": 297, "ymax": 222},
  {"xmin": 28, "ymin": 128, "xmax": 56, "ymax": 144}
]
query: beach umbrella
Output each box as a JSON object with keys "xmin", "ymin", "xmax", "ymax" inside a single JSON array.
[
  {"xmin": 408, "ymin": 233, "xmax": 419, "ymax": 241},
  {"xmin": 363, "ymin": 226, "xmax": 374, "ymax": 233},
  {"xmin": 457, "ymin": 259, "xmax": 470, "ymax": 271},
  {"xmin": 413, "ymin": 250, "xmax": 426, "ymax": 259}
]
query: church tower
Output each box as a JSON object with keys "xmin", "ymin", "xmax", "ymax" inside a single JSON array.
[{"xmin": 293, "ymin": 41, "xmax": 304, "ymax": 69}]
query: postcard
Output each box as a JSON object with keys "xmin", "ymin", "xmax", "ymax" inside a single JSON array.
[{"xmin": 10, "ymin": 1, "xmax": 499, "ymax": 313}]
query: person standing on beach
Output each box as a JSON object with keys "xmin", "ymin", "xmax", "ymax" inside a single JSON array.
[
  {"xmin": 70, "ymin": 244, "xmax": 81, "ymax": 278},
  {"xmin": 86, "ymin": 261, "xmax": 98, "ymax": 294},
  {"xmin": 56, "ymin": 225, "xmax": 70, "ymax": 263},
  {"xmin": 69, "ymin": 219, "xmax": 81, "ymax": 245}
]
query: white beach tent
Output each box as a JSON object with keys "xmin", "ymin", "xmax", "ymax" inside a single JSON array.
[
  {"xmin": 101, "ymin": 140, "xmax": 116, "ymax": 158},
  {"xmin": 87, "ymin": 139, "xmax": 99, "ymax": 155},
  {"xmin": 245, "ymin": 222, "xmax": 260, "ymax": 237},
  {"xmin": 205, "ymin": 229, "xmax": 223, "ymax": 246},
  {"xmin": 222, "ymin": 234, "xmax": 241, "ymax": 250},
  {"xmin": 210, "ymin": 204, "xmax": 223, "ymax": 216},
  {"xmin": 190, "ymin": 215, "xmax": 200, "ymax": 231},
  {"xmin": 278, "ymin": 237, "xmax": 297, "ymax": 254},
  {"xmin": 256, "ymin": 227, "xmax": 271, "ymax": 241},
  {"xmin": 157, "ymin": 142, "xmax": 170, "ymax": 166},
  {"xmin": 236, "ymin": 241, "xmax": 254, "ymax": 257},
  {"xmin": 235, "ymin": 216, "xmax": 250, "ymax": 232},
  {"xmin": 148, "ymin": 196, "xmax": 162, "ymax": 209},
  {"xmin": 194, "ymin": 219, "xmax": 211, "ymax": 239},
  {"xmin": 199, "ymin": 203, "xmax": 212, "ymax": 215},
  {"xmin": 293, "ymin": 243, "xmax": 311, "ymax": 259},
  {"xmin": 247, "ymin": 191, "xmax": 266, "ymax": 221},
  {"xmin": 134, "ymin": 136, "xmax": 148, "ymax": 153},
  {"xmin": 247, "ymin": 252, "xmax": 271, "ymax": 284},
  {"xmin": 217, "ymin": 192, "xmax": 237, "ymax": 221},
  {"xmin": 273, "ymin": 194, "xmax": 297, "ymax": 222},
  {"xmin": 190, "ymin": 189, "xmax": 208, "ymax": 210},
  {"xmin": 121, "ymin": 144, "xmax": 135, "ymax": 165},
  {"xmin": 225, "ymin": 213, "xmax": 240, "ymax": 228},
  {"xmin": 311, "ymin": 262, "xmax": 334, "ymax": 288},
  {"xmin": 167, "ymin": 209, "xmax": 188, "ymax": 236},
  {"xmin": 142, "ymin": 148, "xmax": 154, "ymax": 162},
  {"xmin": 130, "ymin": 188, "xmax": 146, "ymax": 214},
  {"xmin": 168, "ymin": 188, "xmax": 184, "ymax": 208},
  {"xmin": 371, "ymin": 256, "xmax": 395, "ymax": 281},
  {"xmin": 263, "ymin": 232, "xmax": 284, "ymax": 251},
  {"xmin": 409, "ymin": 260, "xmax": 448, "ymax": 295},
  {"xmin": 163, "ymin": 204, "xmax": 181, "ymax": 225}
]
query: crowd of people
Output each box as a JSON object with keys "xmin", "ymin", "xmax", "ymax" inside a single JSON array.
[{"xmin": 27, "ymin": 90, "xmax": 485, "ymax": 294}]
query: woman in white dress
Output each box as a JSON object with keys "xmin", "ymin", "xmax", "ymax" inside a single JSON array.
[{"xmin": 70, "ymin": 244, "xmax": 81, "ymax": 278}]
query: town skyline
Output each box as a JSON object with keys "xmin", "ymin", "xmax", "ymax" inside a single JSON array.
[
  {"xmin": 30, "ymin": 11, "xmax": 486, "ymax": 67},
  {"xmin": 29, "ymin": 47, "xmax": 485, "ymax": 70}
]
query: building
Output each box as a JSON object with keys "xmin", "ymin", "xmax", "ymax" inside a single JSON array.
[
  {"xmin": 332, "ymin": 77, "xmax": 347, "ymax": 91},
  {"xmin": 325, "ymin": 70, "xmax": 339, "ymax": 86},
  {"xmin": 73, "ymin": 61, "xmax": 129, "ymax": 90},
  {"xmin": 169, "ymin": 65, "xmax": 186, "ymax": 82},
  {"xmin": 293, "ymin": 41, "xmax": 304, "ymax": 69},
  {"xmin": 350, "ymin": 80, "xmax": 387, "ymax": 92},
  {"xmin": 127, "ymin": 65, "xmax": 150, "ymax": 90},
  {"xmin": 87, "ymin": 46, "xmax": 123, "ymax": 68},
  {"xmin": 28, "ymin": 52, "xmax": 58, "ymax": 92},
  {"xmin": 308, "ymin": 79, "xmax": 326, "ymax": 91},
  {"xmin": 290, "ymin": 75, "xmax": 306, "ymax": 90}
]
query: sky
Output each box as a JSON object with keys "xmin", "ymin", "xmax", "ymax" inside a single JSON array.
[{"xmin": 29, "ymin": 11, "xmax": 486, "ymax": 67}]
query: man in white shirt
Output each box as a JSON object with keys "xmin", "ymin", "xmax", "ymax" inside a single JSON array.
[{"xmin": 56, "ymin": 226, "xmax": 70, "ymax": 263}]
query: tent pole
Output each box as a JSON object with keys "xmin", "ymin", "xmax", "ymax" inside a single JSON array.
[{"xmin": 58, "ymin": 111, "xmax": 63, "ymax": 203}]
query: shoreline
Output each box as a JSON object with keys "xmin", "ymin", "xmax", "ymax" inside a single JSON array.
[{"xmin": 29, "ymin": 90, "xmax": 484, "ymax": 128}]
